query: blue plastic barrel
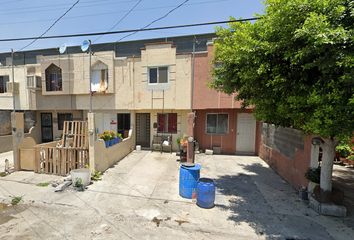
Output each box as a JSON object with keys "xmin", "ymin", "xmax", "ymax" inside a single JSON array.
[
  {"xmin": 196, "ymin": 178, "xmax": 215, "ymax": 208},
  {"xmin": 179, "ymin": 163, "xmax": 201, "ymax": 199}
]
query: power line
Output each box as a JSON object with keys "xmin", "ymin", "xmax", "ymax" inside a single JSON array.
[
  {"xmin": 16, "ymin": 0, "xmax": 81, "ymax": 52},
  {"xmin": 95, "ymin": 0, "xmax": 191, "ymax": 109},
  {"xmin": 0, "ymin": 0, "xmax": 225, "ymax": 25},
  {"xmin": 114, "ymin": 0, "xmax": 190, "ymax": 44},
  {"xmin": 0, "ymin": 0, "xmax": 134, "ymax": 12},
  {"xmin": 93, "ymin": 0, "xmax": 142, "ymax": 43},
  {"xmin": 0, "ymin": 18, "xmax": 259, "ymax": 44}
]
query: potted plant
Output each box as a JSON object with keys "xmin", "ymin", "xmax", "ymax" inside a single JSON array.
[
  {"xmin": 100, "ymin": 131, "xmax": 111, "ymax": 148},
  {"xmin": 116, "ymin": 133, "xmax": 122, "ymax": 143},
  {"xmin": 305, "ymin": 167, "xmax": 321, "ymax": 193},
  {"xmin": 335, "ymin": 143, "xmax": 353, "ymax": 163},
  {"xmin": 109, "ymin": 130, "xmax": 116, "ymax": 146},
  {"xmin": 348, "ymin": 155, "xmax": 354, "ymax": 166},
  {"xmin": 177, "ymin": 137, "xmax": 181, "ymax": 150}
]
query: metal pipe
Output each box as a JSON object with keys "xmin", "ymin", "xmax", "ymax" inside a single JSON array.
[
  {"xmin": 191, "ymin": 37, "xmax": 195, "ymax": 113},
  {"xmin": 11, "ymin": 49, "xmax": 15, "ymax": 112},
  {"xmin": 89, "ymin": 40, "xmax": 92, "ymax": 113}
]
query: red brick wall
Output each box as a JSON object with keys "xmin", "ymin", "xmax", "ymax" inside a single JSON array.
[
  {"xmin": 193, "ymin": 44, "xmax": 243, "ymax": 110},
  {"xmin": 258, "ymin": 135, "xmax": 312, "ymax": 189},
  {"xmin": 194, "ymin": 109, "xmax": 260, "ymax": 155}
]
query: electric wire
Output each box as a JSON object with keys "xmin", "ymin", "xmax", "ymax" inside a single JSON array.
[
  {"xmin": 92, "ymin": 0, "xmax": 142, "ymax": 43},
  {"xmin": 115, "ymin": 0, "xmax": 189, "ymax": 43},
  {"xmin": 16, "ymin": 0, "xmax": 81, "ymax": 52},
  {"xmin": 0, "ymin": 0, "xmax": 136, "ymax": 12},
  {"xmin": 0, "ymin": 0, "xmax": 227, "ymax": 25},
  {"xmin": 0, "ymin": 18, "xmax": 259, "ymax": 43}
]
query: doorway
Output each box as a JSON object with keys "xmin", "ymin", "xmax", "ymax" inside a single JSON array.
[
  {"xmin": 136, "ymin": 113, "xmax": 150, "ymax": 148},
  {"xmin": 236, "ymin": 113, "xmax": 256, "ymax": 153},
  {"xmin": 41, "ymin": 113, "xmax": 53, "ymax": 143}
]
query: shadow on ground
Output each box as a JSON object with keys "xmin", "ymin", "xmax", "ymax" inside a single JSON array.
[{"xmin": 213, "ymin": 163, "xmax": 330, "ymax": 240}]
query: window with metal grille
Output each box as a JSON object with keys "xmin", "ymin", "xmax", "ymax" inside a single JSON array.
[
  {"xmin": 58, "ymin": 113, "xmax": 72, "ymax": 130},
  {"xmin": 117, "ymin": 113, "xmax": 130, "ymax": 138},
  {"xmin": 45, "ymin": 64, "xmax": 62, "ymax": 91},
  {"xmin": 0, "ymin": 76, "xmax": 9, "ymax": 93}
]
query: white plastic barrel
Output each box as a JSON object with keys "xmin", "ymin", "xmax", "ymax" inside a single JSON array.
[{"xmin": 136, "ymin": 145, "xmax": 141, "ymax": 152}]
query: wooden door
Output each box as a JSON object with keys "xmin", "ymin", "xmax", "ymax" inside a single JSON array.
[{"xmin": 236, "ymin": 113, "xmax": 256, "ymax": 153}]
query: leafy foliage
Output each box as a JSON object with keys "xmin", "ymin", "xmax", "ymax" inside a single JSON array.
[
  {"xmin": 211, "ymin": 0, "xmax": 354, "ymax": 140},
  {"xmin": 335, "ymin": 142, "xmax": 354, "ymax": 158},
  {"xmin": 12, "ymin": 197, "xmax": 22, "ymax": 205},
  {"xmin": 85, "ymin": 165, "xmax": 102, "ymax": 181},
  {"xmin": 305, "ymin": 167, "xmax": 321, "ymax": 184},
  {"xmin": 74, "ymin": 177, "xmax": 83, "ymax": 188},
  {"xmin": 37, "ymin": 182, "xmax": 50, "ymax": 187},
  {"xmin": 100, "ymin": 130, "xmax": 111, "ymax": 141}
]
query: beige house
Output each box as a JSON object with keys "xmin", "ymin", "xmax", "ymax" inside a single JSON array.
[{"xmin": 0, "ymin": 34, "xmax": 214, "ymax": 152}]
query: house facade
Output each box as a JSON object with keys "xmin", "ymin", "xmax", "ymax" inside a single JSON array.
[
  {"xmin": 192, "ymin": 41, "xmax": 261, "ymax": 155},
  {"xmin": 0, "ymin": 34, "xmax": 215, "ymax": 152}
]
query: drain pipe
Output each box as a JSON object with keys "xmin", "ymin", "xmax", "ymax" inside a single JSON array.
[
  {"xmin": 12, "ymin": 49, "xmax": 15, "ymax": 112},
  {"xmin": 190, "ymin": 38, "xmax": 195, "ymax": 113}
]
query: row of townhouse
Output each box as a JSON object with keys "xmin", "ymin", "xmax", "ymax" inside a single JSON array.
[
  {"xmin": 0, "ymin": 33, "xmax": 261, "ymax": 156},
  {"xmin": 0, "ymin": 33, "xmax": 317, "ymax": 191}
]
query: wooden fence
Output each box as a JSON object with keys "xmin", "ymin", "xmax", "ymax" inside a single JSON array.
[
  {"xmin": 34, "ymin": 147, "xmax": 89, "ymax": 175},
  {"xmin": 32, "ymin": 121, "xmax": 89, "ymax": 176}
]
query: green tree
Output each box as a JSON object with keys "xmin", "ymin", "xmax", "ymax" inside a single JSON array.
[{"xmin": 211, "ymin": 0, "xmax": 354, "ymax": 192}]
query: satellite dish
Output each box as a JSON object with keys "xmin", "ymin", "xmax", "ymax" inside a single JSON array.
[
  {"xmin": 81, "ymin": 40, "xmax": 90, "ymax": 52},
  {"xmin": 59, "ymin": 43, "xmax": 67, "ymax": 54}
]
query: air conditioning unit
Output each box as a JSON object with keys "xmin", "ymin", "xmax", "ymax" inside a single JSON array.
[
  {"xmin": 6, "ymin": 82, "xmax": 19, "ymax": 94},
  {"xmin": 27, "ymin": 75, "xmax": 42, "ymax": 89}
]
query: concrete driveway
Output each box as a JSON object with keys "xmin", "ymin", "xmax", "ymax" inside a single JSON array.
[{"xmin": 0, "ymin": 150, "xmax": 354, "ymax": 239}]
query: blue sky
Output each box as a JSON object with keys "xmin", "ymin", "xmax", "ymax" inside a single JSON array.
[{"xmin": 0, "ymin": 0, "xmax": 264, "ymax": 54}]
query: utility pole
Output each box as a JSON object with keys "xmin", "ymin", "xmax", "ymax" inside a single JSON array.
[
  {"xmin": 89, "ymin": 40, "xmax": 92, "ymax": 113},
  {"xmin": 11, "ymin": 49, "xmax": 15, "ymax": 112}
]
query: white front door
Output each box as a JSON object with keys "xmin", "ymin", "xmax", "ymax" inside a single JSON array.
[{"xmin": 236, "ymin": 113, "xmax": 256, "ymax": 153}]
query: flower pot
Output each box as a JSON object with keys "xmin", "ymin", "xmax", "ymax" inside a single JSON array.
[
  {"xmin": 117, "ymin": 137, "xmax": 120, "ymax": 144},
  {"xmin": 105, "ymin": 140, "xmax": 110, "ymax": 148},
  {"xmin": 71, "ymin": 168, "xmax": 91, "ymax": 187},
  {"xmin": 109, "ymin": 139, "xmax": 114, "ymax": 146},
  {"xmin": 309, "ymin": 181, "xmax": 320, "ymax": 193}
]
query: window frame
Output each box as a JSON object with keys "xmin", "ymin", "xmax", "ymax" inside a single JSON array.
[
  {"xmin": 45, "ymin": 64, "xmax": 62, "ymax": 92},
  {"xmin": 148, "ymin": 66, "xmax": 169, "ymax": 85},
  {"xmin": 157, "ymin": 113, "xmax": 177, "ymax": 134},
  {"xmin": 58, "ymin": 113, "xmax": 73, "ymax": 130},
  {"xmin": 205, "ymin": 113, "xmax": 229, "ymax": 135},
  {"xmin": 0, "ymin": 75, "xmax": 9, "ymax": 93}
]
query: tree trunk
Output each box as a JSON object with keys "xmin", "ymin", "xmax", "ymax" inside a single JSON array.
[{"xmin": 320, "ymin": 138, "xmax": 338, "ymax": 192}]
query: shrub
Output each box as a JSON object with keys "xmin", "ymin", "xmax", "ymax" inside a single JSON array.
[
  {"xmin": 336, "ymin": 143, "xmax": 353, "ymax": 158},
  {"xmin": 305, "ymin": 167, "xmax": 321, "ymax": 184}
]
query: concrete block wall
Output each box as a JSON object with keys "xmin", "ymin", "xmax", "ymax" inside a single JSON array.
[
  {"xmin": 261, "ymin": 123, "xmax": 305, "ymax": 160},
  {"xmin": 259, "ymin": 123, "xmax": 311, "ymax": 189}
]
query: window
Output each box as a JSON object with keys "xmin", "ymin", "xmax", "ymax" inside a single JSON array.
[
  {"xmin": 0, "ymin": 76, "xmax": 9, "ymax": 93},
  {"xmin": 206, "ymin": 113, "xmax": 228, "ymax": 135},
  {"xmin": 58, "ymin": 113, "xmax": 72, "ymax": 130},
  {"xmin": 117, "ymin": 113, "xmax": 130, "ymax": 138},
  {"xmin": 157, "ymin": 113, "xmax": 177, "ymax": 133},
  {"xmin": 92, "ymin": 61, "xmax": 108, "ymax": 92},
  {"xmin": 45, "ymin": 64, "xmax": 62, "ymax": 91},
  {"xmin": 149, "ymin": 66, "xmax": 168, "ymax": 84}
]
